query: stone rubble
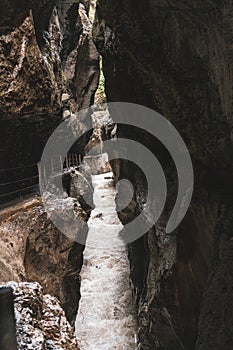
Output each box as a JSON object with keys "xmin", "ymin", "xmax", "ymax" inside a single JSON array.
[{"xmin": 0, "ymin": 281, "xmax": 79, "ymax": 350}]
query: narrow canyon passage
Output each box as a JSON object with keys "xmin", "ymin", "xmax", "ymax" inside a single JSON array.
[{"xmin": 75, "ymin": 172, "xmax": 137, "ymax": 350}]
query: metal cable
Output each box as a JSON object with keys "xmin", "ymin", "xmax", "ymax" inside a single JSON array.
[
  {"xmin": 0, "ymin": 163, "xmax": 38, "ymax": 173},
  {"xmin": 0, "ymin": 175, "xmax": 39, "ymax": 186},
  {"xmin": 0, "ymin": 184, "xmax": 39, "ymax": 198}
]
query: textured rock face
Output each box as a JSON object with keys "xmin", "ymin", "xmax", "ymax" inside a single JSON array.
[
  {"xmin": 0, "ymin": 0, "xmax": 99, "ymax": 201},
  {"xmin": 0, "ymin": 198, "xmax": 88, "ymax": 326},
  {"xmin": 0, "ymin": 1, "xmax": 29, "ymax": 34},
  {"xmin": 0, "ymin": 0, "xmax": 99, "ymax": 118},
  {"xmin": 0, "ymin": 0, "xmax": 99, "ymax": 348},
  {"xmin": 0, "ymin": 282, "xmax": 79, "ymax": 349},
  {"xmin": 0, "ymin": 3, "xmax": 62, "ymax": 200},
  {"xmin": 0, "ymin": 6, "xmax": 62, "ymax": 119},
  {"xmin": 94, "ymin": 1, "xmax": 233, "ymax": 349},
  {"xmin": 0, "ymin": 0, "xmax": 99, "ymax": 343},
  {"xmin": 65, "ymin": 2, "xmax": 100, "ymax": 110}
]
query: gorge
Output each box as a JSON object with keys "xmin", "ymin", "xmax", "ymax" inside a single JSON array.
[{"xmin": 0, "ymin": 1, "xmax": 232, "ymax": 350}]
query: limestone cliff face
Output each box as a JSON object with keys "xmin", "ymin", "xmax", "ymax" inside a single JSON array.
[
  {"xmin": 0, "ymin": 0, "xmax": 99, "ymax": 118},
  {"xmin": 0, "ymin": 0, "xmax": 98, "ymax": 329},
  {"xmin": 0, "ymin": 197, "xmax": 88, "ymax": 326},
  {"xmin": 0, "ymin": 4, "xmax": 62, "ymax": 119},
  {"xmin": 0, "ymin": 0, "xmax": 99, "ymax": 199},
  {"xmin": 94, "ymin": 1, "xmax": 233, "ymax": 349},
  {"xmin": 64, "ymin": 2, "xmax": 100, "ymax": 110},
  {"xmin": 0, "ymin": 282, "xmax": 80, "ymax": 349}
]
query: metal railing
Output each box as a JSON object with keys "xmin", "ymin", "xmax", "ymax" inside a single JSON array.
[{"xmin": 0, "ymin": 153, "xmax": 82, "ymax": 204}]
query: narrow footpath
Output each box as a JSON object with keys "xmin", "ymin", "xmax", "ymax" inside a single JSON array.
[{"xmin": 75, "ymin": 172, "xmax": 137, "ymax": 350}]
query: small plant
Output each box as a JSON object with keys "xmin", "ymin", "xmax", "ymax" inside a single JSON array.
[{"xmin": 95, "ymin": 56, "xmax": 107, "ymax": 106}]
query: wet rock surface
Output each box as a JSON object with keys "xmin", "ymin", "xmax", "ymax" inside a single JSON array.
[
  {"xmin": 0, "ymin": 198, "xmax": 88, "ymax": 326},
  {"xmin": 0, "ymin": 6, "xmax": 62, "ymax": 119},
  {"xmin": 84, "ymin": 109, "xmax": 113, "ymax": 174},
  {"xmin": 94, "ymin": 1, "xmax": 233, "ymax": 349},
  {"xmin": 0, "ymin": 0, "xmax": 99, "ymax": 119},
  {"xmin": 0, "ymin": 0, "xmax": 98, "ymax": 348},
  {"xmin": 0, "ymin": 281, "xmax": 79, "ymax": 349},
  {"xmin": 76, "ymin": 172, "xmax": 137, "ymax": 349},
  {"xmin": 65, "ymin": 2, "xmax": 100, "ymax": 111},
  {"xmin": 0, "ymin": 0, "xmax": 99, "ymax": 197}
]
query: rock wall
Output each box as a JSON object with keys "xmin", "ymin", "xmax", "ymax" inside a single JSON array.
[
  {"xmin": 0, "ymin": 0, "xmax": 99, "ymax": 118},
  {"xmin": 64, "ymin": 2, "xmax": 100, "ymax": 110},
  {"xmin": 94, "ymin": 1, "xmax": 233, "ymax": 349},
  {"xmin": 0, "ymin": 4, "xmax": 62, "ymax": 119},
  {"xmin": 0, "ymin": 196, "xmax": 89, "ymax": 326},
  {"xmin": 0, "ymin": 0, "xmax": 99, "ymax": 201},
  {"xmin": 0, "ymin": 282, "xmax": 79, "ymax": 349},
  {"xmin": 0, "ymin": 0, "xmax": 98, "ymax": 333}
]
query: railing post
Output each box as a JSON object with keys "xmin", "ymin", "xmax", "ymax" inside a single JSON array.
[
  {"xmin": 0, "ymin": 287, "xmax": 17, "ymax": 350},
  {"xmin": 75, "ymin": 154, "xmax": 78, "ymax": 167}
]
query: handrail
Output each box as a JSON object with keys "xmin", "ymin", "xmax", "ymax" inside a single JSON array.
[
  {"xmin": 0, "ymin": 184, "xmax": 39, "ymax": 198},
  {"xmin": 0, "ymin": 153, "xmax": 82, "ymax": 202},
  {"xmin": 0, "ymin": 162, "xmax": 38, "ymax": 173},
  {"xmin": 0, "ymin": 175, "xmax": 39, "ymax": 186}
]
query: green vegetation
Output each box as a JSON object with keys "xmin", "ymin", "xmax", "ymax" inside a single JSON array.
[
  {"xmin": 89, "ymin": 0, "xmax": 97, "ymax": 22},
  {"xmin": 95, "ymin": 56, "xmax": 107, "ymax": 106}
]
